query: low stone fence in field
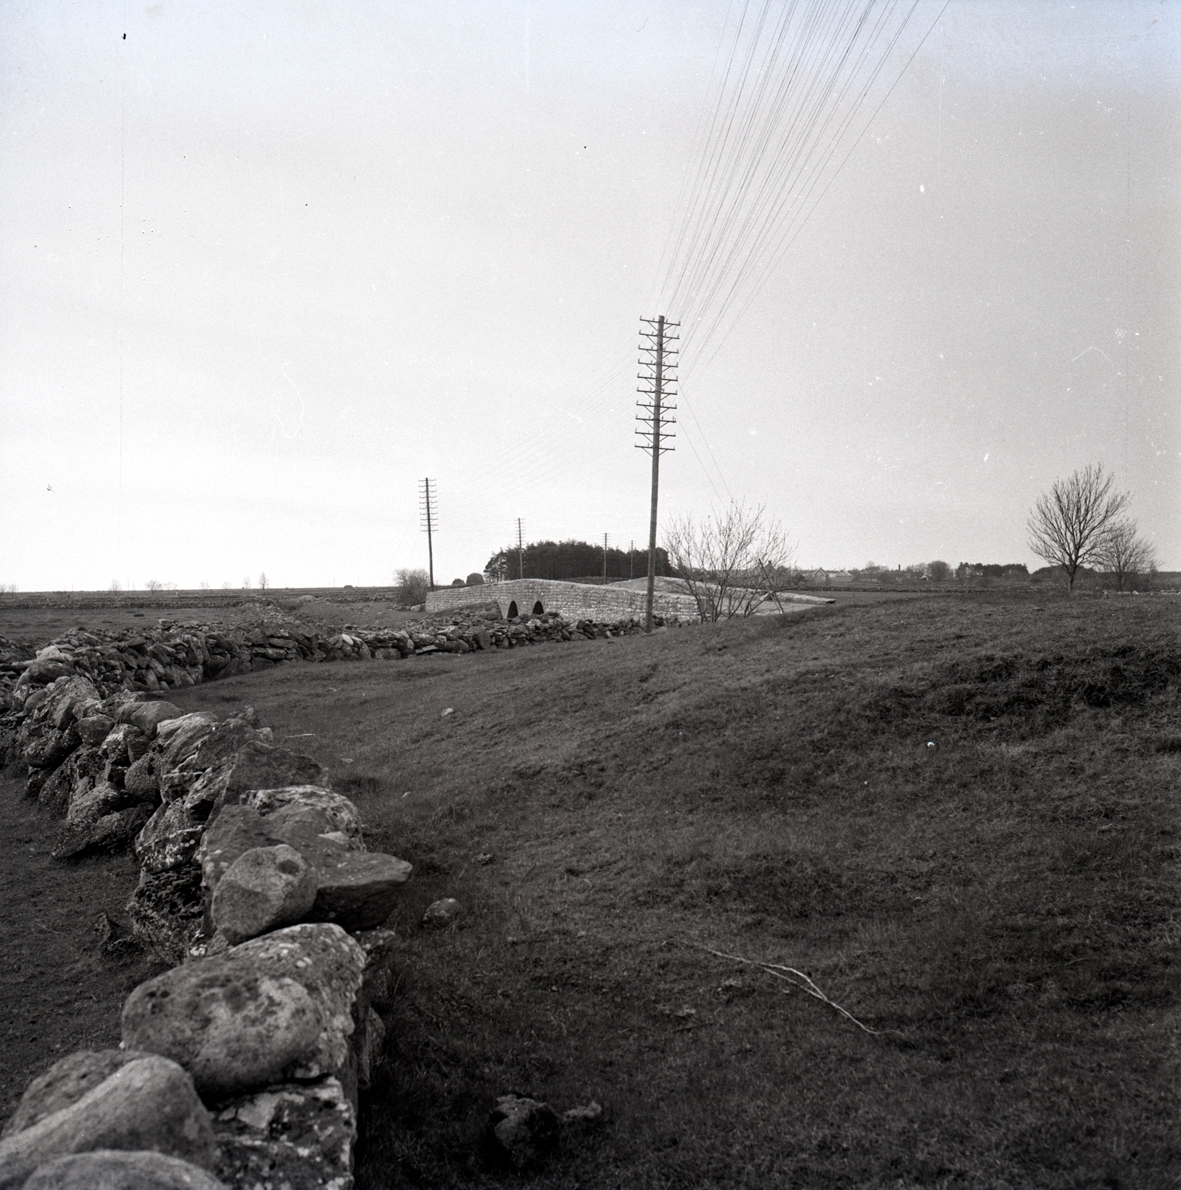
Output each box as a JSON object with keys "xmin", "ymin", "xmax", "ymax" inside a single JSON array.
[
  {"xmin": 0, "ymin": 606, "xmax": 665, "ymax": 714},
  {"xmin": 0, "ymin": 605, "xmax": 648, "ymax": 1186},
  {"xmin": 0, "ymin": 672, "xmax": 410, "ymax": 1188}
]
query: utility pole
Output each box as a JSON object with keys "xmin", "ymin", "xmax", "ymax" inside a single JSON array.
[
  {"xmin": 630, "ymin": 540, "xmax": 635, "ymax": 580},
  {"xmin": 419, "ymin": 478, "xmax": 437, "ymax": 591},
  {"xmin": 602, "ymin": 533, "xmax": 608, "ymax": 584},
  {"xmin": 636, "ymin": 315, "xmax": 678, "ymax": 632},
  {"xmin": 516, "ymin": 518, "xmax": 525, "ymax": 580}
]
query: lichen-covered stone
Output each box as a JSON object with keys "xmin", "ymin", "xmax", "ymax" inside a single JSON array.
[
  {"xmin": 121, "ymin": 968, "xmax": 322, "ymax": 1101},
  {"xmin": 135, "ymin": 801, "xmax": 204, "ymax": 874},
  {"xmin": 122, "ymin": 923, "xmax": 366, "ymax": 1099},
  {"xmin": 212, "ymin": 1077, "xmax": 354, "ymax": 1190},
  {"xmin": 309, "ymin": 848, "xmax": 412, "ymax": 932},
  {"xmin": 125, "ymin": 868, "xmax": 205, "ymax": 965},
  {"xmin": 243, "ymin": 786, "xmax": 363, "ymax": 847},
  {"xmin": 77, "ymin": 714, "xmax": 115, "ymax": 747}
]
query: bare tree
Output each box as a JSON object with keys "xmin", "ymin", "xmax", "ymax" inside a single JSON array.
[
  {"xmin": 1027, "ymin": 463, "xmax": 1129, "ymax": 594},
  {"xmin": 664, "ymin": 501, "xmax": 795, "ymax": 621},
  {"xmin": 145, "ymin": 579, "xmax": 163, "ymax": 592},
  {"xmin": 1096, "ymin": 518, "xmax": 1158, "ymax": 591},
  {"xmin": 394, "ymin": 567, "xmax": 430, "ymax": 607},
  {"xmin": 109, "ymin": 579, "xmax": 121, "ymax": 592},
  {"xmin": 258, "ymin": 572, "xmax": 269, "ymax": 591}
]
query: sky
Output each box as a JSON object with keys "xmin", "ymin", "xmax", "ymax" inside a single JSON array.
[{"xmin": 2, "ymin": 0, "xmax": 1178, "ymax": 590}]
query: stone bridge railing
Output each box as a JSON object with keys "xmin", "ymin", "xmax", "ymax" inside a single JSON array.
[{"xmin": 426, "ymin": 578, "xmax": 700, "ymax": 622}]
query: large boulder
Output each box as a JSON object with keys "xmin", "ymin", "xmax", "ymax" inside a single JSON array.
[
  {"xmin": 24, "ymin": 657, "xmax": 75, "ymax": 685},
  {"xmin": 175, "ymin": 744, "xmax": 321, "ymax": 823},
  {"xmin": 124, "ymin": 753, "xmax": 161, "ymax": 802},
  {"xmin": 77, "ymin": 714, "xmax": 115, "ymax": 747},
  {"xmin": 210, "ymin": 845, "xmax": 317, "ymax": 946},
  {"xmin": 23, "ymin": 724, "xmax": 81, "ymax": 773},
  {"xmin": 2, "ymin": 1051, "xmax": 154, "ymax": 1138},
  {"xmin": 220, "ymin": 743, "xmax": 326, "ymax": 805},
  {"xmin": 21, "ymin": 1150, "xmax": 227, "ymax": 1190},
  {"xmin": 37, "ymin": 747, "xmax": 106, "ymax": 818},
  {"xmin": 308, "ymin": 847, "xmax": 412, "ymax": 932},
  {"xmin": 66, "ymin": 780, "xmax": 125, "ymax": 828},
  {"xmin": 100, "ymin": 724, "xmax": 149, "ymax": 767},
  {"xmin": 195, "ymin": 806, "xmax": 278, "ymax": 895},
  {"xmin": 0, "ymin": 1055, "xmax": 216, "ymax": 1189},
  {"xmin": 121, "ymin": 924, "xmax": 367, "ymax": 1099}
]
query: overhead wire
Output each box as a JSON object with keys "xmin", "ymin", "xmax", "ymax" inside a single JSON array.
[{"xmin": 444, "ymin": 1, "xmax": 947, "ymax": 545}]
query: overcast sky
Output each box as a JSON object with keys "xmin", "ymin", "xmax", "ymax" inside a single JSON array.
[{"xmin": 2, "ymin": 0, "xmax": 1177, "ymax": 590}]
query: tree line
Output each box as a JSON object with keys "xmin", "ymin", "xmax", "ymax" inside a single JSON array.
[{"xmin": 483, "ymin": 540, "xmax": 672, "ymax": 583}]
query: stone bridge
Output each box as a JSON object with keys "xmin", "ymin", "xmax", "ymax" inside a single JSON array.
[{"xmin": 424, "ymin": 578, "xmax": 702, "ymax": 622}]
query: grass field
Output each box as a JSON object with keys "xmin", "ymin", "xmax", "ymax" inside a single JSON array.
[{"xmin": 140, "ymin": 590, "xmax": 1180, "ymax": 1189}]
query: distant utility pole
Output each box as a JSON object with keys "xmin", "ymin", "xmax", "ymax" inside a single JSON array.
[
  {"xmin": 516, "ymin": 518, "xmax": 525, "ymax": 580},
  {"xmin": 419, "ymin": 478, "xmax": 437, "ymax": 591},
  {"xmin": 630, "ymin": 540, "xmax": 635, "ymax": 580},
  {"xmin": 602, "ymin": 533, "xmax": 608, "ymax": 583},
  {"xmin": 636, "ymin": 315, "xmax": 678, "ymax": 632}
]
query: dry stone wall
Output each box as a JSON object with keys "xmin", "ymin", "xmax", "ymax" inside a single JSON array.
[
  {"xmin": 0, "ymin": 672, "xmax": 410, "ymax": 1188},
  {"xmin": 0, "ymin": 602, "xmax": 666, "ymax": 1187}
]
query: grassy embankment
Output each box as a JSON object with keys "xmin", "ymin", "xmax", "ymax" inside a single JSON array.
[{"xmin": 156, "ymin": 591, "xmax": 1181, "ymax": 1189}]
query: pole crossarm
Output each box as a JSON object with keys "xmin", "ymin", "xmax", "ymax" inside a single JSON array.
[{"xmin": 636, "ymin": 315, "xmax": 679, "ymax": 632}]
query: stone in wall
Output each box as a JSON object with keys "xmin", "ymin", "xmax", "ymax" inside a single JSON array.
[
  {"xmin": 121, "ymin": 923, "xmax": 368, "ymax": 1100},
  {"xmin": 0, "ymin": 1055, "xmax": 218, "ymax": 1189}
]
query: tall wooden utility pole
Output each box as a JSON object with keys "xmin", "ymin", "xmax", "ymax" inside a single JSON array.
[
  {"xmin": 636, "ymin": 315, "xmax": 678, "ymax": 632},
  {"xmin": 602, "ymin": 533, "xmax": 608, "ymax": 583},
  {"xmin": 419, "ymin": 478, "xmax": 436, "ymax": 591},
  {"xmin": 516, "ymin": 518, "xmax": 525, "ymax": 580}
]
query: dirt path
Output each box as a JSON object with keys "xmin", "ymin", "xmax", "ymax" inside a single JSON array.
[{"xmin": 0, "ymin": 777, "xmax": 164, "ymax": 1125}]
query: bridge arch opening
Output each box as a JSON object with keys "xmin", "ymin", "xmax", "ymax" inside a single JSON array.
[
  {"xmin": 506, "ymin": 601, "xmax": 518, "ymax": 618},
  {"xmin": 532, "ymin": 601, "xmax": 544, "ymax": 615}
]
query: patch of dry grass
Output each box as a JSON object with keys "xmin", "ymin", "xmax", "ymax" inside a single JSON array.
[{"xmin": 169, "ymin": 592, "xmax": 1181, "ymax": 1189}]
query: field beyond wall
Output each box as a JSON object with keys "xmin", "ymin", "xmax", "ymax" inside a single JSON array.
[{"xmin": 3, "ymin": 590, "xmax": 1179, "ymax": 1188}]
